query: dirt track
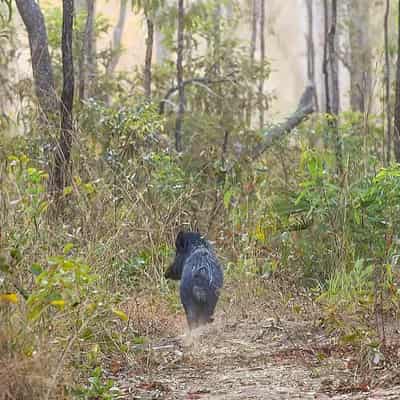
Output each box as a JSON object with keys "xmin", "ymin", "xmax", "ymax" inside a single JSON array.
[{"xmin": 112, "ymin": 314, "xmax": 400, "ymax": 399}]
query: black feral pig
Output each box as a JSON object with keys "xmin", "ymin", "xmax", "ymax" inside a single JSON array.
[{"xmin": 165, "ymin": 231, "xmax": 223, "ymax": 330}]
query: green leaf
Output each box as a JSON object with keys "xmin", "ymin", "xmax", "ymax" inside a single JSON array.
[
  {"xmin": 83, "ymin": 183, "xmax": 95, "ymax": 194},
  {"xmin": 30, "ymin": 263, "xmax": 43, "ymax": 276},
  {"xmin": 10, "ymin": 248, "xmax": 22, "ymax": 262},
  {"xmin": 0, "ymin": 254, "xmax": 10, "ymax": 273},
  {"xmin": 63, "ymin": 186, "xmax": 73, "ymax": 195},
  {"xmin": 81, "ymin": 328, "xmax": 94, "ymax": 340},
  {"xmin": 63, "ymin": 243, "xmax": 74, "ymax": 255},
  {"xmin": 341, "ymin": 333, "xmax": 359, "ymax": 345},
  {"xmin": 133, "ymin": 336, "xmax": 146, "ymax": 344},
  {"xmin": 112, "ymin": 309, "xmax": 128, "ymax": 321},
  {"xmin": 27, "ymin": 305, "xmax": 46, "ymax": 322},
  {"xmin": 223, "ymin": 189, "xmax": 233, "ymax": 209},
  {"xmin": 48, "ymin": 256, "xmax": 64, "ymax": 266}
]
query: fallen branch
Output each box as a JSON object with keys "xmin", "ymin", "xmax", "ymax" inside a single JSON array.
[
  {"xmin": 159, "ymin": 75, "xmax": 233, "ymax": 114},
  {"xmin": 252, "ymin": 84, "xmax": 315, "ymax": 160}
]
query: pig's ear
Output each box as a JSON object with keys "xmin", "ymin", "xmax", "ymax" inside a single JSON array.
[{"xmin": 176, "ymin": 231, "xmax": 187, "ymax": 251}]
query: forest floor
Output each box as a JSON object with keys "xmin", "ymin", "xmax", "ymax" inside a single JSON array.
[{"xmin": 108, "ymin": 288, "xmax": 400, "ymax": 400}]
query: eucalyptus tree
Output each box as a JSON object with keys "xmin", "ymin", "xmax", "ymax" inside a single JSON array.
[
  {"xmin": 384, "ymin": 0, "xmax": 391, "ymax": 164},
  {"xmin": 0, "ymin": 1, "xmax": 16, "ymax": 119},
  {"xmin": 15, "ymin": 0, "xmax": 75, "ymax": 193},
  {"xmin": 131, "ymin": 0, "xmax": 166, "ymax": 99},
  {"xmin": 247, "ymin": 0, "xmax": 258, "ymax": 126},
  {"xmin": 346, "ymin": 0, "xmax": 371, "ymax": 113},
  {"xmin": 15, "ymin": 0, "xmax": 57, "ymax": 122},
  {"xmin": 51, "ymin": 0, "xmax": 75, "ymax": 193},
  {"xmin": 305, "ymin": 0, "xmax": 318, "ymax": 111},
  {"xmin": 175, "ymin": 0, "xmax": 184, "ymax": 152},
  {"xmin": 323, "ymin": 0, "xmax": 342, "ymax": 173},
  {"xmin": 79, "ymin": 0, "xmax": 96, "ymax": 100},
  {"xmin": 394, "ymin": 0, "xmax": 400, "ymax": 162},
  {"xmin": 107, "ymin": 0, "xmax": 128, "ymax": 76}
]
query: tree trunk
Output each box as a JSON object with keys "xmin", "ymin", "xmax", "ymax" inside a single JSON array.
[
  {"xmin": 77, "ymin": 0, "xmax": 85, "ymax": 101},
  {"xmin": 213, "ymin": 0, "xmax": 222, "ymax": 64},
  {"xmin": 175, "ymin": 0, "xmax": 184, "ymax": 152},
  {"xmin": 258, "ymin": 0, "xmax": 266, "ymax": 129},
  {"xmin": 155, "ymin": 28, "xmax": 168, "ymax": 63},
  {"xmin": 329, "ymin": 0, "xmax": 341, "ymax": 172},
  {"xmin": 213, "ymin": 2, "xmax": 222, "ymax": 69},
  {"xmin": 322, "ymin": 0, "xmax": 330, "ymax": 114},
  {"xmin": 52, "ymin": 0, "xmax": 75, "ymax": 193},
  {"xmin": 384, "ymin": 0, "xmax": 392, "ymax": 164},
  {"xmin": 324, "ymin": 0, "xmax": 342, "ymax": 172},
  {"xmin": 107, "ymin": 0, "xmax": 128, "ymax": 75},
  {"xmin": 348, "ymin": 0, "xmax": 371, "ymax": 113},
  {"xmin": 246, "ymin": 0, "xmax": 258, "ymax": 126},
  {"xmin": 15, "ymin": 0, "xmax": 57, "ymax": 121},
  {"xmin": 250, "ymin": 0, "xmax": 258, "ymax": 64},
  {"xmin": 86, "ymin": 0, "xmax": 97, "ymax": 97},
  {"xmin": 394, "ymin": 0, "xmax": 400, "ymax": 162},
  {"xmin": 328, "ymin": 1, "xmax": 339, "ymax": 117},
  {"xmin": 305, "ymin": 0, "xmax": 319, "ymax": 111},
  {"xmin": 144, "ymin": 15, "xmax": 154, "ymax": 99},
  {"xmin": 79, "ymin": 0, "xmax": 96, "ymax": 101},
  {"xmin": 75, "ymin": 0, "xmax": 86, "ymax": 8},
  {"xmin": 213, "ymin": 2, "xmax": 222, "ymax": 115}
]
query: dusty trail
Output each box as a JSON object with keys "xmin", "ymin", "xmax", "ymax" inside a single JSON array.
[{"xmin": 112, "ymin": 315, "xmax": 400, "ymax": 399}]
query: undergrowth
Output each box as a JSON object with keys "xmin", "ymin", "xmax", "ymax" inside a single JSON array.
[
  {"xmin": 3, "ymin": 105, "xmax": 400, "ymax": 397},
  {"xmin": 2, "ymin": 115, "xmax": 400, "ymax": 398}
]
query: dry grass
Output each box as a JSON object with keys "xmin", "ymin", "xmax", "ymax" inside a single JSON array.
[
  {"xmin": 123, "ymin": 292, "xmax": 183, "ymax": 338},
  {"xmin": 1, "ymin": 137, "xmax": 398, "ymax": 399},
  {"xmin": 0, "ymin": 330, "xmax": 68, "ymax": 400},
  {"xmin": 0, "ymin": 356, "xmax": 51, "ymax": 400}
]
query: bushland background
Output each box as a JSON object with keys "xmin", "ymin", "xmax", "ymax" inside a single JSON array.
[{"xmin": 1, "ymin": 0, "xmax": 400, "ymax": 398}]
